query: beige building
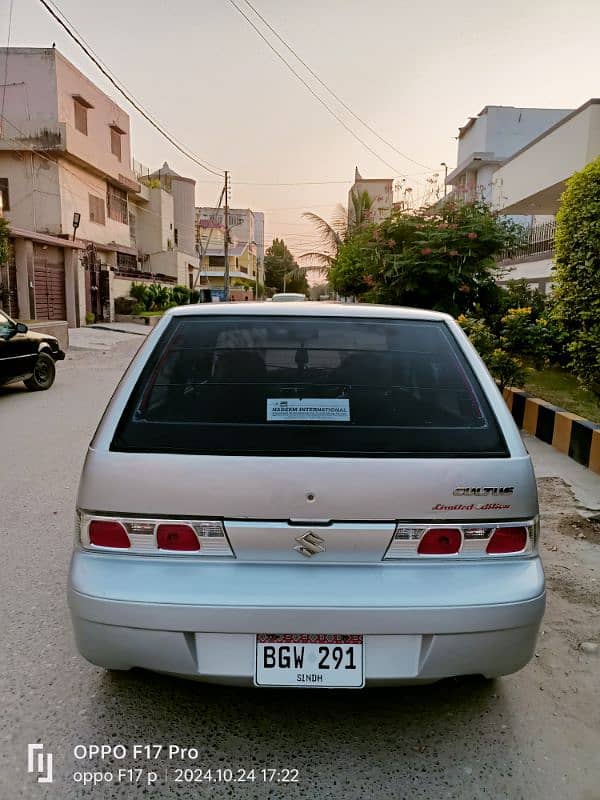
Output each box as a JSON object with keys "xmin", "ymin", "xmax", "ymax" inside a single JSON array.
[
  {"xmin": 0, "ymin": 47, "xmax": 139, "ymax": 324},
  {"xmin": 348, "ymin": 168, "xmax": 393, "ymax": 225},
  {"xmin": 119, "ymin": 162, "xmax": 199, "ymax": 302}
]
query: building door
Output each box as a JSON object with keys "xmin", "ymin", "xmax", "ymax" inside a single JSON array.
[{"xmin": 33, "ymin": 247, "xmax": 66, "ymax": 321}]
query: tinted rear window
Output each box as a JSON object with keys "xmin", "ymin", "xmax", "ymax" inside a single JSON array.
[{"xmin": 111, "ymin": 315, "xmax": 507, "ymax": 458}]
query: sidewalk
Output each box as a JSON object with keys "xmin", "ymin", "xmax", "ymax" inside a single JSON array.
[
  {"xmin": 524, "ymin": 432, "xmax": 600, "ymax": 517},
  {"xmin": 68, "ymin": 323, "xmax": 149, "ymax": 351}
]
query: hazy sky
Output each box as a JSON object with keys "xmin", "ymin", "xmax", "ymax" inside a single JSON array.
[{"xmin": 4, "ymin": 0, "xmax": 600, "ymax": 259}]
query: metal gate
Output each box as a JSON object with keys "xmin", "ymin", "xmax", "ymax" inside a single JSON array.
[
  {"xmin": 83, "ymin": 244, "xmax": 110, "ymax": 322},
  {"xmin": 0, "ymin": 240, "xmax": 19, "ymax": 318},
  {"xmin": 34, "ymin": 258, "xmax": 66, "ymax": 321}
]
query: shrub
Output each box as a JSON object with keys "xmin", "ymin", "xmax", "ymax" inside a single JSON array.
[
  {"xmin": 458, "ymin": 314, "xmax": 527, "ymax": 390},
  {"xmin": 500, "ymin": 306, "xmax": 553, "ymax": 368},
  {"xmin": 85, "ymin": 311, "xmax": 95, "ymax": 325},
  {"xmin": 190, "ymin": 289, "xmax": 200, "ymax": 303},
  {"xmin": 457, "ymin": 314, "xmax": 496, "ymax": 359},
  {"xmin": 554, "ymin": 156, "xmax": 600, "ymax": 396},
  {"xmin": 486, "ymin": 349, "xmax": 528, "ymax": 391},
  {"xmin": 171, "ymin": 285, "xmax": 190, "ymax": 306},
  {"xmin": 129, "ymin": 282, "xmax": 148, "ymax": 304}
]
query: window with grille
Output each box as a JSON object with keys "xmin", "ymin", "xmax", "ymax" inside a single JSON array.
[
  {"xmin": 107, "ymin": 185, "xmax": 128, "ymax": 224},
  {"xmin": 74, "ymin": 100, "xmax": 88, "ymax": 135},
  {"xmin": 117, "ymin": 252, "xmax": 137, "ymax": 271},
  {"xmin": 110, "ymin": 128, "xmax": 122, "ymax": 161},
  {"xmin": 89, "ymin": 194, "xmax": 106, "ymax": 225},
  {"xmin": 0, "ymin": 178, "xmax": 9, "ymax": 211}
]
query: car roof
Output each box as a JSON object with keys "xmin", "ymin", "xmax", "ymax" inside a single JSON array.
[{"xmin": 165, "ymin": 302, "xmax": 453, "ymax": 322}]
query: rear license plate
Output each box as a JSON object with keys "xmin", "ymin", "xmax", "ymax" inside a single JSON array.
[{"xmin": 255, "ymin": 634, "xmax": 364, "ymax": 688}]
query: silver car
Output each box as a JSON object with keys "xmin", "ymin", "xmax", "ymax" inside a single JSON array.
[
  {"xmin": 68, "ymin": 303, "xmax": 544, "ymax": 687},
  {"xmin": 271, "ymin": 293, "xmax": 307, "ymax": 302}
]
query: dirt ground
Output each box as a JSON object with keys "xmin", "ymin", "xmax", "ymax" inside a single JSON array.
[{"xmin": 531, "ymin": 477, "xmax": 600, "ymax": 784}]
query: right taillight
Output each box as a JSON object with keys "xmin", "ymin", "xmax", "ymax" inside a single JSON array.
[
  {"xmin": 384, "ymin": 518, "xmax": 538, "ymax": 559},
  {"xmin": 89, "ymin": 520, "xmax": 130, "ymax": 549},
  {"xmin": 486, "ymin": 526, "xmax": 527, "ymax": 554},
  {"xmin": 157, "ymin": 523, "xmax": 200, "ymax": 551}
]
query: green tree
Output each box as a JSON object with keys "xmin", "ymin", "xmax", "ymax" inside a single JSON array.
[
  {"xmin": 328, "ymin": 226, "xmax": 377, "ymax": 298},
  {"xmin": 329, "ymin": 199, "xmax": 521, "ymax": 316},
  {"xmin": 553, "ymin": 156, "xmax": 600, "ymax": 396},
  {"xmin": 264, "ymin": 238, "xmax": 308, "ymax": 294},
  {"xmin": 347, "ymin": 189, "xmax": 374, "ymax": 229}
]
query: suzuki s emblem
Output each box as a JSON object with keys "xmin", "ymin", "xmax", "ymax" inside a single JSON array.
[{"xmin": 294, "ymin": 531, "xmax": 326, "ymax": 558}]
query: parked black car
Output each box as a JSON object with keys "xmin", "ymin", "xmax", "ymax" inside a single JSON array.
[{"xmin": 0, "ymin": 310, "xmax": 65, "ymax": 391}]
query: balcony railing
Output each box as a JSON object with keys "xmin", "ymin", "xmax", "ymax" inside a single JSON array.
[{"xmin": 498, "ymin": 220, "xmax": 556, "ymax": 265}]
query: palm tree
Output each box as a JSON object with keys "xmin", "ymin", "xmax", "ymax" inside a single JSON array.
[
  {"xmin": 300, "ymin": 190, "xmax": 373, "ymax": 278},
  {"xmin": 348, "ymin": 188, "xmax": 374, "ymax": 229}
]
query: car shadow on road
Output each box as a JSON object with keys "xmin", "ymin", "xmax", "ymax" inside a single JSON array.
[{"xmin": 83, "ymin": 669, "xmax": 524, "ymax": 797}]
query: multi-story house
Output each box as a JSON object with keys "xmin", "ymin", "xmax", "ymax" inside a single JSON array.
[
  {"xmin": 348, "ymin": 167, "xmax": 393, "ymax": 225},
  {"xmin": 117, "ymin": 162, "xmax": 199, "ymax": 304},
  {"xmin": 493, "ymin": 99, "xmax": 600, "ymax": 292},
  {"xmin": 195, "ymin": 206, "xmax": 262, "ymax": 299},
  {"xmin": 0, "ymin": 47, "xmax": 140, "ymax": 325},
  {"xmin": 445, "ymin": 101, "xmax": 600, "ymax": 293},
  {"xmin": 447, "ymin": 105, "xmax": 572, "ymax": 207}
]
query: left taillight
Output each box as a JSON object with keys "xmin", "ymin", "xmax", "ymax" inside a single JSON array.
[
  {"xmin": 77, "ymin": 511, "xmax": 233, "ymax": 557},
  {"xmin": 89, "ymin": 520, "xmax": 131, "ymax": 549}
]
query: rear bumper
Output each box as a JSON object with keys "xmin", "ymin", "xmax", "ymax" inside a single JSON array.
[
  {"xmin": 68, "ymin": 552, "xmax": 545, "ymax": 684},
  {"xmin": 53, "ymin": 349, "xmax": 65, "ymax": 361}
]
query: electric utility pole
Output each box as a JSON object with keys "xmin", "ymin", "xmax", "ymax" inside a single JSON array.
[{"xmin": 223, "ymin": 170, "xmax": 230, "ymax": 301}]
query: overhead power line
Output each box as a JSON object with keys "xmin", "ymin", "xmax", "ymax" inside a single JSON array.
[
  {"xmin": 37, "ymin": 0, "xmax": 224, "ymax": 177},
  {"xmin": 226, "ymin": 0, "xmax": 407, "ymax": 177},
  {"xmin": 240, "ymin": 0, "xmax": 434, "ymax": 172}
]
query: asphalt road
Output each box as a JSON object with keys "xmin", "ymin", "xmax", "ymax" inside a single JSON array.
[{"xmin": 1, "ymin": 332, "xmax": 599, "ymax": 800}]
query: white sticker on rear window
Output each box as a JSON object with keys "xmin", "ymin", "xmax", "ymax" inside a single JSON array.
[{"xmin": 267, "ymin": 398, "xmax": 350, "ymax": 422}]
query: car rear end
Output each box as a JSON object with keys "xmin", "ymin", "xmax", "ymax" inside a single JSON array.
[{"xmin": 68, "ymin": 304, "xmax": 544, "ymax": 686}]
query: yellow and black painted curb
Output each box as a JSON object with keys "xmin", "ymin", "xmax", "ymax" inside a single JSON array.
[{"xmin": 503, "ymin": 388, "xmax": 600, "ymax": 476}]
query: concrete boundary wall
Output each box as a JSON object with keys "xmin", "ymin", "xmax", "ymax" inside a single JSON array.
[{"xmin": 503, "ymin": 387, "xmax": 600, "ymax": 475}]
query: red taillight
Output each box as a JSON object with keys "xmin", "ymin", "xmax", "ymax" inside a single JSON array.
[
  {"xmin": 486, "ymin": 526, "xmax": 527, "ymax": 554},
  {"xmin": 89, "ymin": 520, "xmax": 130, "ymax": 549},
  {"xmin": 156, "ymin": 523, "xmax": 200, "ymax": 551},
  {"xmin": 418, "ymin": 528, "xmax": 461, "ymax": 555}
]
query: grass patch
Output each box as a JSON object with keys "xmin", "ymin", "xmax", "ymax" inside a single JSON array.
[
  {"xmin": 524, "ymin": 367, "xmax": 600, "ymax": 423},
  {"xmin": 134, "ymin": 310, "xmax": 164, "ymax": 317}
]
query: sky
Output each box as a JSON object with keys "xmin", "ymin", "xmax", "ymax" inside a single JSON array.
[{"xmin": 3, "ymin": 0, "xmax": 600, "ymax": 262}]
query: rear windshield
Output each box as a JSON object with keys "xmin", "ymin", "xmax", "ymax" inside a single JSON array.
[{"xmin": 111, "ymin": 315, "xmax": 507, "ymax": 458}]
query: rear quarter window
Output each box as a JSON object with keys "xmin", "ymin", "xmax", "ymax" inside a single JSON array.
[{"xmin": 111, "ymin": 315, "xmax": 508, "ymax": 458}]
